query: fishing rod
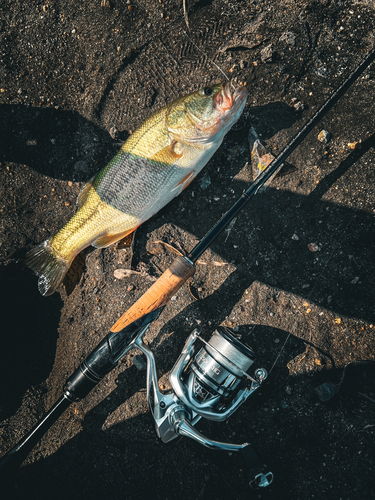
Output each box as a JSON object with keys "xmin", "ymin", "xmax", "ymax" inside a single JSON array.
[{"xmin": 1, "ymin": 44, "xmax": 375, "ymax": 488}]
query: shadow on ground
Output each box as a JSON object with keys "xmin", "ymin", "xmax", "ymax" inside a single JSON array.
[{"xmin": 3, "ymin": 327, "xmax": 374, "ymax": 500}]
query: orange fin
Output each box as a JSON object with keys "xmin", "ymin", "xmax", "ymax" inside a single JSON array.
[
  {"xmin": 117, "ymin": 230, "xmax": 136, "ymax": 250},
  {"xmin": 173, "ymin": 171, "xmax": 196, "ymax": 191},
  {"xmin": 77, "ymin": 179, "xmax": 94, "ymax": 208},
  {"xmin": 150, "ymin": 145, "xmax": 182, "ymax": 165},
  {"xmin": 92, "ymin": 229, "xmax": 135, "ymax": 249}
]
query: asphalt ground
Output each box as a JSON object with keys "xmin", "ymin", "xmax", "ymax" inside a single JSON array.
[{"xmin": 1, "ymin": 1, "xmax": 375, "ymax": 499}]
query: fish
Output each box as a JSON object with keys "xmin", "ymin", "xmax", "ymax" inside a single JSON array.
[{"xmin": 26, "ymin": 82, "xmax": 248, "ymax": 296}]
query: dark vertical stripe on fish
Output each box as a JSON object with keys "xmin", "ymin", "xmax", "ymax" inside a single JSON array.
[{"xmin": 93, "ymin": 152, "xmax": 183, "ymax": 216}]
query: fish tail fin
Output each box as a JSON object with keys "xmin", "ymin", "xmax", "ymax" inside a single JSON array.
[{"xmin": 25, "ymin": 239, "xmax": 70, "ymax": 296}]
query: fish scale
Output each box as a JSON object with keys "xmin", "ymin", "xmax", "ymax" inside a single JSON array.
[{"xmin": 26, "ymin": 83, "xmax": 248, "ymax": 296}]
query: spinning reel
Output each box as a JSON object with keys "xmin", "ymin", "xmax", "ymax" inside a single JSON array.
[{"xmin": 131, "ymin": 324, "xmax": 273, "ymax": 488}]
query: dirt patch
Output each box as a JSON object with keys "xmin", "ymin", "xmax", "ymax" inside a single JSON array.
[{"xmin": 1, "ymin": 1, "xmax": 375, "ymax": 499}]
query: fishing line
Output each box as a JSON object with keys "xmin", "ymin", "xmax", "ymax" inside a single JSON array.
[{"xmin": 182, "ymin": 30, "xmax": 233, "ymax": 86}]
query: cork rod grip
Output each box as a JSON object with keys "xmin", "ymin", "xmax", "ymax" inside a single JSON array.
[{"xmin": 110, "ymin": 256, "xmax": 195, "ymax": 332}]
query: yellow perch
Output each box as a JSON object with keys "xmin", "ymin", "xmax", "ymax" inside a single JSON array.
[{"xmin": 26, "ymin": 83, "xmax": 248, "ymax": 295}]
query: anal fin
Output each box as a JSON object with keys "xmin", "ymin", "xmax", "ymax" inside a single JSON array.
[
  {"xmin": 117, "ymin": 229, "xmax": 137, "ymax": 250},
  {"xmin": 92, "ymin": 228, "xmax": 136, "ymax": 249}
]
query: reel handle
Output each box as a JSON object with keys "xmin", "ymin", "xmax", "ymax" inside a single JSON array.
[{"xmin": 241, "ymin": 444, "xmax": 273, "ymax": 488}]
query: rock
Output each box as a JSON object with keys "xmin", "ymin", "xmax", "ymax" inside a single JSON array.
[
  {"xmin": 293, "ymin": 101, "xmax": 305, "ymax": 112},
  {"xmin": 74, "ymin": 160, "xmax": 89, "ymax": 173},
  {"xmin": 114, "ymin": 269, "xmax": 133, "ymax": 279},
  {"xmin": 279, "ymin": 32, "xmax": 296, "ymax": 46},
  {"xmin": 348, "ymin": 141, "xmax": 361, "ymax": 150},
  {"xmin": 132, "ymin": 354, "xmax": 147, "ymax": 371},
  {"xmin": 198, "ymin": 172, "xmax": 211, "ymax": 190},
  {"xmin": 318, "ymin": 130, "xmax": 331, "ymax": 144},
  {"xmin": 315, "ymin": 382, "xmax": 336, "ymax": 402},
  {"xmin": 109, "ymin": 126, "xmax": 118, "ymax": 139},
  {"xmin": 261, "ymin": 44, "xmax": 273, "ymax": 63},
  {"xmin": 308, "ymin": 243, "xmax": 319, "ymax": 252}
]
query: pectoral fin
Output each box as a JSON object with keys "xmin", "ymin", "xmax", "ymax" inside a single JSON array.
[
  {"xmin": 172, "ymin": 171, "xmax": 196, "ymax": 192},
  {"xmin": 150, "ymin": 144, "xmax": 182, "ymax": 165}
]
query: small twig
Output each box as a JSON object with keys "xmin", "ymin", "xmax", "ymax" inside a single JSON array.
[
  {"xmin": 359, "ymin": 392, "xmax": 375, "ymax": 403},
  {"xmin": 183, "ymin": 0, "xmax": 190, "ymax": 30},
  {"xmin": 152, "ymin": 240, "xmax": 183, "ymax": 256}
]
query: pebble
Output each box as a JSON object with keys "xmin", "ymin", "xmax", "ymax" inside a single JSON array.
[
  {"xmin": 132, "ymin": 354, "xmax": 147, "ymax": 371},
  {"xmin": 74, "ymin": 160, "xmax": 88, "ymax": 172},
  {"xmin": 308, "ymin": 243, "xmax": 319, "ymax": 252},
  {"xmin": 318, "ymin": 130, "xmax": 331, "ymax": 144},
  {"xmin": 261, "ymin": 44, "xmax": 273, "ymax": 63},
  {"xmin": 198, "ymin": 173, "xmax": 211, "ymax": 191},
  {"xmin": 294, "ymin": 101, "xmax": 304, "ymax": 112},
  {"xmin": 348, "ymin": 141, "xmax": 361, "ymax": 150},
  {"xmin": 127, "ymin": 284, "xmax": 135, "ymax": 292},
  {"xmin": 114, "ymin": 269, "xmax": 132, "ymax": 279},
  {"xmin": 292, "ymin": 233, "xmax": 299, "ymax": 240},
  {"xmin": 109, "ymin": 126, "xmax": 117, "ymax": 139},
  {"xmin": 315, "ymin": 382, "xmax": 336, "ymax": 402},
  {"xmin": 279, "ymin": 32, "xmax": 296, "ymax": 46}
]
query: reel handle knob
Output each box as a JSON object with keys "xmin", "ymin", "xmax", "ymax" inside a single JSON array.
[{"xmin": 240, "ymin": 444, "xmax": 273, "ymax": 488}]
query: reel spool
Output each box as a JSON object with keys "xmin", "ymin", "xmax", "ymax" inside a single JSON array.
[{"xmin": 187, "ymin": 326, "xmax": 257, "ymax": 405}]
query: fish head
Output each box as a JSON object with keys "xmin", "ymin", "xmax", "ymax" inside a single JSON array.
[{"xmin": 167, "ymin": 83, "xmax": 248, "ymax": 145}]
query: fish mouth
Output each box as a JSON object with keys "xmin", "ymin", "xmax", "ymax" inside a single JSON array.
[{"xmin": 215, "ymin": 82, "xmax": 248, "ymax": 114}]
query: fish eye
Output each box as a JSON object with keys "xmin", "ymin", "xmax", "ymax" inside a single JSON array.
[{"xmin": 200, "ymin": 87, "xmax": 213, "ymax": 96}]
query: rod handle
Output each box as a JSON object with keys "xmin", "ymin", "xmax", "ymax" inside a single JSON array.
[{"xmin": 111, "ymin": 256, "xmax": 195, "ymax": 332}]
